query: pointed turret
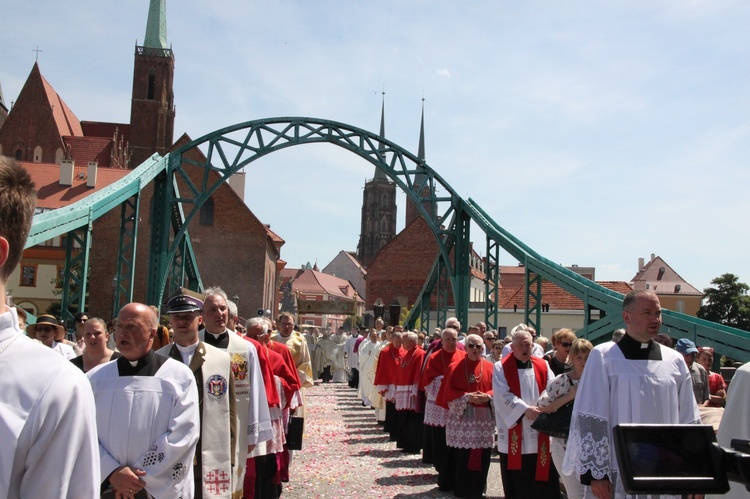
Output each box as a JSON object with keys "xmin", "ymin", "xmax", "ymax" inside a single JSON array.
[
  {"xmin": 406, "ymin": 98, "xmax": 434, "ymax": 226},
  {"xmin": 0, "ymin": 80, "xmax": 8, "ymax": 129},
  {"xmin": 374, "ymin": 92, "xmax": 388, "ymax": 180},
  {"xmin": 143, "ymin": 0, "xmax": 168, "ymax": 49}
]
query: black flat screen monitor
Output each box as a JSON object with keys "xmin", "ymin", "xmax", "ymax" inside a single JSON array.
[{"xmin": 613, "ymin": 424, "xmax": 729, "ymax": 495}]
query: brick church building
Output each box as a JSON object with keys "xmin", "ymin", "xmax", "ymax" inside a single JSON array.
[{"xmin": 0, "ymin": 0, "xmax": 283, "ymax": 320}]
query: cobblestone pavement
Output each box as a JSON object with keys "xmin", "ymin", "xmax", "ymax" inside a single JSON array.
[{"xmin": 283, "ymin": 381, "xmax": 505, "ymax": 498}]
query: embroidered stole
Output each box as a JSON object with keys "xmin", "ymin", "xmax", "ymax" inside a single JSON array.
[
  {"xmin": 202, "ymin": 331, "xmax": 251, "ymax": 495},
  {"xmin": 198, "ymin": 346, "xmax": 233, "ymax": 498},
  {"xmin": 502, "ymin": 357, "xmax": 551, "ymax": 481}
]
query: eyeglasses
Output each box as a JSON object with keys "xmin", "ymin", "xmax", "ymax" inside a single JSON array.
[
  {"xmin": 75, "ymin": 318, "xmax": 88, "ymax": 323},
  {"xmin": 560, "ymin": 341, "xmax": 573, "ymax": 348},
  {"xmin": 467, "ymin": 343, "xmax": 483, "ymax": 349},
  {"xmin": 485, "ymin": 337, "xmax": 495, "ymax": 341},
  {"xmin": 35, "ymin": 326, "xmax": 55, "ymax": 333}
]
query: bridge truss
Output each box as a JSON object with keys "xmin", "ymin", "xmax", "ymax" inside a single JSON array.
[{"xmin": 26, "ymin": 117, "xmax": 750, "ymax": 362}]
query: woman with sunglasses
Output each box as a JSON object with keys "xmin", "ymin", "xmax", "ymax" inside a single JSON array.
[{"xmin": 543, "ymin": 328, "xmax": 576, "ymax": 376}]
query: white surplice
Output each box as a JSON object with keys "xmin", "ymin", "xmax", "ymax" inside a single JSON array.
[
  {"xmin": 492, "ymin": 360, "xmax": 554, "ymax": 454},
  {"xmin": 563, "ymin": 341, "xmax": 700, "ymax": 499},
  {"xmin": 88, "ymin": 356, "xmax": 200, "ymax": 499},
  {"xmin": 0, "ymin": 308, "xmax": 100, "ymax": 499}
]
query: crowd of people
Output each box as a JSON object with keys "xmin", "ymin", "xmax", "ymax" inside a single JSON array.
[
  {"xmin": 1, "ymin": 156, "xmax": 748, "ymax": 499},
  {"xmin": 344, "ymin": 290, "xmax": 741, "ymax": 499}
]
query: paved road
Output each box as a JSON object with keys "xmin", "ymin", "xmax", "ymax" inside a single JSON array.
[{"xmin": 283, "ymin": 381, "xmax": 506, "ymax": 498}]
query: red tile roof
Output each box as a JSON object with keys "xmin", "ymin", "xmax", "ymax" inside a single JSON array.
[
  {"xmin": 39, "ymin": 67, "xmax": 83, "ymax": 138},
  {"xmin": 286, "ymin": 268, "xmax": 363, "ymax": 302},
  {"xmin": 63, "ymin": 136, "xmax": 117, "ymax": 168},
  {"xmin": 81, "ymin": 121, "xmax": 130, "ymax": 140},
  {"xmin": 21, "ymin": 162, "xmax": 129, "ymax": 209},
  {"xmin": 499, "ymin": 280, "xmax": 632, "ymax": 311}
]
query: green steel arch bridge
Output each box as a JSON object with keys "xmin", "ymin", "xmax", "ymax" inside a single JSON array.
[{"xmin": 27, "ymin": 117, "xmax": 750, "ymax": 362}]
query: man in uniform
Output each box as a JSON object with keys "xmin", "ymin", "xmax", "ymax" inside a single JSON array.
[
  {"xmin": 0, "ymin": 156, "xmax": 100, "ymax": 498},
  {"xmin": 156, "ymin": 292, "xmax": 237, "ymax": 498},
  {"xmin": 88, "ymin": 302, "xmax": 200, "ymax": 498}
]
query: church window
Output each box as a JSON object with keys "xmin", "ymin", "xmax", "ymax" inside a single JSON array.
[
  {"xmin": 55, "ymin": 148, "xmax": 64, "ymax": 164},
  {"xmin": 199, "ymin": 197, "xmax": 214, "ymax": 226},
  {"xmin": 147, "ymin": 69, "xmax": 156, "ymax": 100},
  {"xmin": 380, "ymin": 217, "xmax": 388, "ymax": 232},
  {"xmin": 33, "ymin": 146, "xmax": 42, "ymax": 163},
  {"xmin": 381, "ymin": 193, "xmax": 388, "ymax": 207},
  {"xmin": 15, "ymin": 149, "xmax": 22, "ymax": 160}
]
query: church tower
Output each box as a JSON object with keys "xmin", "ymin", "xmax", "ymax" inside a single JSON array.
[
  {"xmin": 128, "ymin": 0, "xmax": 175, "ymax": 168},
  {"xmin": 356, "ymin": 95, "xmax": 397, "ymax": 268},
  {"xmin": 405, "ymin": 99, "xmax": 436, "ymax": 226}
]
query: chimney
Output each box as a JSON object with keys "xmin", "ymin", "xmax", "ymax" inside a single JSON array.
[
  {"xmin": 60, "ymin": 160, "xmax": 74, "ymax": 186},
  {"xmin": 638, "ymin": 257, "xmax": 644, "ymax": 272},
  {"xmin": 87, "ymin": 161, "xmax": 98, "ymax": 187},
  {"xmin": 650, "ymin": 253, "xmax": 656, "ymax": 262}
]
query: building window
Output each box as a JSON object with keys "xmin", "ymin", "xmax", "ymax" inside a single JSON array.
[
  {"xmin": 676, "ymin": 300, "xmax": 685, "ymax": 313},
  {"xmin": 56, "ymin": 265, "xmax": 65, "ymax": 288},
  {"xmin": 15, "ymin": 149, "xmax": 22, "ymax": 160},
  {"xmin": 20, "ymin": 264, "xmax": 37, "ymax": 287},
  {"xmin": 199, "ymin": 197, "xmax": 214, "ymax": 226}
]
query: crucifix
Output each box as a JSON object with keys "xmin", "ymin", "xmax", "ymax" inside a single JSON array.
[{"xmin": 32, "ymin": 46, "xmax": 43, "ymax": 61}]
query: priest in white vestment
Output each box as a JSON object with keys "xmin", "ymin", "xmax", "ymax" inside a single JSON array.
[
  {"xmin": 358, "ymin": 330, "xmax": 380, "ymax": 405},
  {"xmin": 89, "ymin": 303, "xmax": 200, "ymax": 499},
  {"xmin": 201, "ymin": 288, "xmax": 274, "ymax": 495},
  {"xmin": 564, "ymin": 291, "xmax": 700, "ymax": 499}
]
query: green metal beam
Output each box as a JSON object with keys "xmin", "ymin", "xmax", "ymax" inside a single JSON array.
[
  {"xmin": 113, "ymin": 192, "xmax": 140, "ymax": 317},
  {"xmin": 61, "ymin": 222, "xmax": 91, "ymax": 328}
]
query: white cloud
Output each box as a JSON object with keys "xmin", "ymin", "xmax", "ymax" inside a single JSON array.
[{"xmin": 436, "ymin": 68, "xmax": 451, "ymax": 78}]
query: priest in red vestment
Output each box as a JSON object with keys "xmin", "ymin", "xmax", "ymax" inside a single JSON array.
[
  {"xmin": 374, "ymin": 330, "xmax": 403, "ymax": 441},
  {"xmin": 394, "ymin": 331, "xmax": 426, "ymax": 453},
  {"xmin": 420, "ymin": 327, "xmax": 466, "ymax": 489}
]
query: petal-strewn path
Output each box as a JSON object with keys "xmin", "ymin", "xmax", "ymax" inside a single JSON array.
[{"xmin": 284, "ymin": 381, "xmax": 506, "ymax": 498}]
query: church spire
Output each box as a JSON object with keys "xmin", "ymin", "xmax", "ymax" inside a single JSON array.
[
  {"xmin": 417, "ymin": 97, "xmax": 425, "ymax": 161},
  {"xmin": 373, "ymin": 91, "xmax": 388, "ymax": 180},
  {"xmin": 143, "ymin": 0, "xmax": 167, "ymax": 49}
]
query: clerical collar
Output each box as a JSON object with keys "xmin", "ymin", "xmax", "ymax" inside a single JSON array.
[
  {"xmin": 117, "ymin": 350, "xmax": 168, "ymax": 377},
  {"xmin": 205, "ymin": 330, "xmax": 229, "ymax": 349},
  {"xmin": 514, "ymin": 358, "xmax": 532, "ymax": 369},
  {"xmin": 617, "ymin": 332, "xmax": 662, "ymax": 361}
]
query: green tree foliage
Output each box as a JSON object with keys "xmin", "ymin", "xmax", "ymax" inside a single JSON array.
[{"xmin": 697, "ymin": 273, "xmax": 750, "ymax": 331}]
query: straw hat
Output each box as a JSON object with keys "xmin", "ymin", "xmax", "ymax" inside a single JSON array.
[{"xmin": 27, "ymin": 314, "xmax": 65, "ymax": 341}]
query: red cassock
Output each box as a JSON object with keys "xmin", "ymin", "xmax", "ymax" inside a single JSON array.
[
  {"xmin": 265, "ymin": 344, "xmax": 300, "ymax": 409},
  {"xmin": 374, "ymin": 344, "xmax": 403, "ymax": 395},
  {"xmin": 419, "ymin": 348, "xmax": 466, "ymax": 391},
  {"xmin": 435, "ymin": 356, "xmax": 494, "ymax": 409},
  {"xmin": 242, "ymin": 335, "xmax": 280, "ymax": 408}
]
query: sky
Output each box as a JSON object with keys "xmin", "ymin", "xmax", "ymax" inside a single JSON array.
[{"xmin": 2, "ymin": 0, "xmax": 749, "ymax": 293}]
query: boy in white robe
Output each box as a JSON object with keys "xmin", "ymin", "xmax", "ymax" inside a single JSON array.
[{"xmin": 0, "ymin": 157, "xmax": 100, "ymax": 499}]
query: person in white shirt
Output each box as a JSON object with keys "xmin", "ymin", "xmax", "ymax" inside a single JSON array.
[{"xmin": 0, "ymin": 156, "xmax": 100, "ymax": 498}]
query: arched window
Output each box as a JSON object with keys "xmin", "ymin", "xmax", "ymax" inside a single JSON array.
[
  {"xmin": 15, "ymin": 149, "xmax": 22, "ymax": 160},
  {"xmin": 55, "ymin": 148, "xmax": 64, "ymax": 164},
  {"xmin": 200, "ymin": 197, "xmax": 214, "ymax": 226},
  {"xmin": 33, "ymin": 146, "xmax": 42, "ymax": 163},
  {"xmin": 147, "ymin": 69, "xmax": 156, "ymax": 100},
  {"xmin": 381, "ymin": 193, "xmax": 388, "ymax": 207}
]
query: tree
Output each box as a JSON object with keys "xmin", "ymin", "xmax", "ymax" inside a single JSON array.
[{"xmin": 697, "ymin": 273, "xmax": 750, "ymax": 331}]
